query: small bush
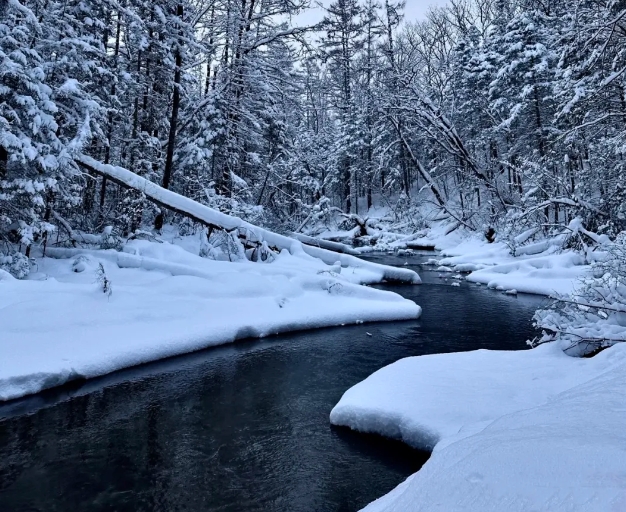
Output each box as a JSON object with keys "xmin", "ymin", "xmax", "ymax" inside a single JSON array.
[
  {"xmin": 0, "ymin": 252, "xmax": 30, "ymax": 279},
  {"xmin": 95, "ymin": 263, "xmax": 113, "ymax": 297}
]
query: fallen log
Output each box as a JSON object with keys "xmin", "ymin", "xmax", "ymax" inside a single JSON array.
[
  {"xmin": 405, "ymin": 242, "xmax": 436, "ymax": 251},
  {"xmin": 75, "ymin": 156, "xmax": 421, "ymax": 284},
  {"xmin": 291, "ymin": 233, "xmax": 360, "ymax": 256}
]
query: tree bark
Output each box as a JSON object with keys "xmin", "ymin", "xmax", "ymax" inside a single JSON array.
[
  {"xmin": 155, "ymin": 4, "xmax": 183, "ymax": 230},
  {"xmin": 0, "ymin": 146, "xmax": 7, "ymax": 180},
  {"xmin": 100, "ymin": 11, "xmax": 122, "ymax": 210}
]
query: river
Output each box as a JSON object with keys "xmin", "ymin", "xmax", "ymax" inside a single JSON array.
[{"xmin": 0, "ymin": 253, "xmax": 548, "ymax": 511}]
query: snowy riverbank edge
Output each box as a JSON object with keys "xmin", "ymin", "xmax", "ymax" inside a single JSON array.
[
  {"xmin": 330, "ymin": 226, "xmax": 626, "ymax": 511},
  {"xmin": 0, "ymin": 236, "xmax": 421, "ymax": 402},
  {"xmin": 326, "ymin": 217, "xmax": 596, "ymax": 296},
  {"xmin": 414, "ymin": 221, "xmax": 597, "ymax": 297},
  {"xmin": 331, "ymin": 342, "xmax": 626, "ymax": 511}
]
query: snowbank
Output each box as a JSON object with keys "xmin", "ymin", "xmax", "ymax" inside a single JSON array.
[
  {"xmin": 459, "ymin": 251, "xmax": 589, "ymax": 296},
  {"xmin": 416, "ymin": 229, "xmax": 593, "ymax": 297},
  {"xmin": 0, "ymin": 236, "xmax": 421, "ymax": 402},
  {"xmin": 331, "ymin": 344, "xmax": 626, "ymax": 511}
]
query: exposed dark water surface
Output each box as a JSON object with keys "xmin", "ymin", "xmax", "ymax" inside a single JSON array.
[{"xmin": 0, "ymin": 254, "xmax": 547, "ymax": 512}]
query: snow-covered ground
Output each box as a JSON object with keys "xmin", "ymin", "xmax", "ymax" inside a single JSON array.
[
  {"xmin": 434, "ymin": 238, "xmax": 590, "ymax": 296},
  {"xmin": 0, "ymin": 233, "xmax": 421, "ymax": 402},
  {"xmin": 331, "ymin": 343, "xmax": 626, "ymax": 511},
  {"xmin": 413, "ymin": 222, "xmax": 598, "ymax": 297},
  {"xmin": 314, "ymin": 211, "xmax": 598, "ymax": 298},
  {"xmin": 325, "ymin": 216, "xmax": 625, "ymax": 511}
]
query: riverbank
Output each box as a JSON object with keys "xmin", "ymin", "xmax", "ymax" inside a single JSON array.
[
  {"xmin": 331, "ymin": 225, "xmax": 626, "ymax": 511},
  {"xmin": 411, "ymin": 220, "xmax": 604, "ymax": 297},
  {"xmin": 331, "ymin": 341, "xmax": 626, "ymax": 511},
  {"xmin": 318, "ymin": 216, "xmax": 599, "ymax": 297},
  {"xmin": 0, "ymin": 232, "xmax": 421, "ymax": 402}
]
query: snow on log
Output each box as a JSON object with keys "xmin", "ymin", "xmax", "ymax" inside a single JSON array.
[
  {"xmin": 75, "ymin": 156, "xmax": 421, "ymax": 284},
  {"xmin": 291, "ymin": 233, "xmax": 361, "ymax": 255}
]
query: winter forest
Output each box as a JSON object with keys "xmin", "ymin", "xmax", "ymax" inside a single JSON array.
[
  {"xmin": 1, "ymin": 0, "xmax": 626, "ymax": 510},
  {"xmin": 2, "ymin": 0, "xmax": 625, "ymax": 252}
]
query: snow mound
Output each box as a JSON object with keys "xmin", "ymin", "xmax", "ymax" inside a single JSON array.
[
  {"xmin": 331, "ymin": 344, "xmax": 626, "ymax": 511},
  {"xmin": 0, "ymin": 236, "xmax": 421, "ymax": 402},
  {"xmin": 424, "ymin": 234, "xmax": 591, "ymax": 297},
  {"xmin": 466, "ymin": 252, "xmax": 589, "ymax": 296},
  {"xmin": 331, "ymin": 344, "xmax": 625, "ymax": 450}
]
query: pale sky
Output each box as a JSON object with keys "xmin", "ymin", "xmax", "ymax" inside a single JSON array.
[
  {"xmin": 294, "ymin": 0, "xmax": 451, "ymax": 26},
  {"xmin": 398, "ymin": 0, "xmax": 451, "ymax": 22}
]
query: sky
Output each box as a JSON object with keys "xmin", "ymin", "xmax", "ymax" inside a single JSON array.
[
  {"xmin": 295, "ymin": 0, "xmax": 451, "ymax": 26},
  {"xmin": 398, "ymin": 0, "xmax": 451, "ymax": 22}
]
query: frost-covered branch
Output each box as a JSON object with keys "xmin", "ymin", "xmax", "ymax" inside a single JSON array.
[{"xmin": 532, "ymin": 235, "xmax": 626, "ymax": 355}]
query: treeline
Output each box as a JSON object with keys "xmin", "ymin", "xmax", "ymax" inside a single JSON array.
[{"xmin": 1, "ymin": 0, "xmax": 625, "ymax": 258}]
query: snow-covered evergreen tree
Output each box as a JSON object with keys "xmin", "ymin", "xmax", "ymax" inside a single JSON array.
[{"xmin": 1, "ymin": 0, "xmax": 624, "ymax": 260}]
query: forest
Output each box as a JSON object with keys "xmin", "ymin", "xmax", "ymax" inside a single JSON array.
[
  {"xmin": 2, "ymin": 2, "xmax": 626, "ymax": 510},
  {"xmin": 2, "ymin": 0, "xmax": 625, "ymax": 260}
]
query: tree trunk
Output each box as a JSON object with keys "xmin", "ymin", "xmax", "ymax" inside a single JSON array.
[
  {"xmin": 0, "ymin": 146, "xmax": 7, "ymax": 180},
  {"xmin": 100, "ymin": 11, "xmax": 122, "ymax": 210},
  {"xmin": 155, "ymin": 4, "xmax": 183, "ymax": 230}
]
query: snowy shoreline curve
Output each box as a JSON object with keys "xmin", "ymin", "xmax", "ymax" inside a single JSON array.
[
  {"xmin": 330, "ymin": 343, "xmax": 626, "ymax": 511},
  {"xmin": 329, "ymin": 220, "xmax": 626, "ymax": 511},
  {"xmin": 0, "ymin": 237, "xmax": 421, "ymax": 402},
  {"xmin": 411, "ymin": 221, "xmax": 597, "ymax": 298}
]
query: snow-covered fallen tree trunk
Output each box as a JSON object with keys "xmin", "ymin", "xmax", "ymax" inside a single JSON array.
[
  {"xmin": 291, "ymin": 233, "xmax": 361, "ymax": 255},
  {"xmin": 76, "ymin": 156, "xmax": 420, "ymax": 284},
  {"xmin": 405, "ymin": 242, "xmax": 436, "ymax": 251}
]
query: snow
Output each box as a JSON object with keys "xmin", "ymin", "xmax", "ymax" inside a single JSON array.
[
  {"xmin": 0, "ymin": 233, "xmax": 421, "ymax": 402},
  {"xmin": 77, "ymin": 156, "xmax": 421, "ymax": 285},
  {"xmin": 447, "ymin": 247, "xmax": 590, "ymax": 296},
  {"xmin": 465, "ymin": 253, "xmax": 588, "ymax": 295},
  {"xmin": 331, "ymin": 343, "xmax": 626, "ymax": 511},
  {"xmin": 412, "ymin": 224, "xmax": 592, "ymax": 297}
]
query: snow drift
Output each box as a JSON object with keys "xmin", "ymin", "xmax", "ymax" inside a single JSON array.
[
  {"xmin": 0, "ymin": 233, "xmax": 421, "ymax": 402},
  {"xmin": 331, "ymin": 343, "xmax": 626, "ymax": 511}
]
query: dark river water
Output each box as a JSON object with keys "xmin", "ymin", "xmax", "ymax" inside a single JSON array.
[{"xmin": 0, "ymin": 254, "xmax": 548, "ymax": 512}]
